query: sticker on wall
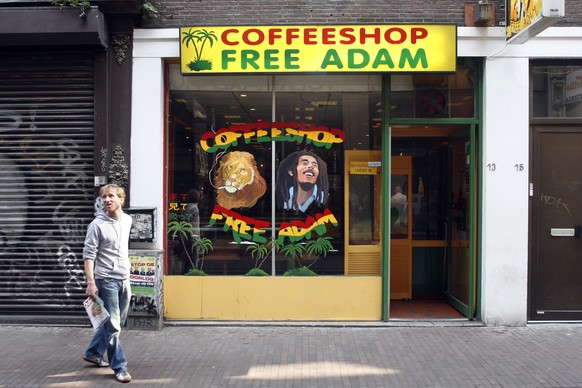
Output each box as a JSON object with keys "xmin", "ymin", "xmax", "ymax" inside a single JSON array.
[
  {"xmin": 129, "ymin": 254, "xmax": 156, "ymax": 295},
  {"xmin": 212, "ymin": 151, "xmax": 267, "ymax": 210},
  {"xmin": 276, "ymin": 150, "xmax": 329, "ymax": 213}
]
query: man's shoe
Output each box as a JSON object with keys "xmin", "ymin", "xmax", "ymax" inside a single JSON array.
[
  {"xmin": 115, "ymin": 371, "xmax": 132, "ymax": 383},
  {"xmin": 83, "ymin": 355, "xmax": 109, "ymax": 367}
]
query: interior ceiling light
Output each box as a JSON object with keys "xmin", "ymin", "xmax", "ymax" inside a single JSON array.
[
  {"xmin": 304, "ymin": 107, "xmax": 315, "ymax": 112},
  {"xmin": 240, "ymin": 94, "xmax": 248, "ymax": 97}
]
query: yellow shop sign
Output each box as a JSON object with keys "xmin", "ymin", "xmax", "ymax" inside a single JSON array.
[{"xmin": 180, "ymin": 25, "xmax": 457, "ymax": 74}]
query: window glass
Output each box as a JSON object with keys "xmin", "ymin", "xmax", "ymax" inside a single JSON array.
[
  {"xmin": 533, "ymin": 65, "xmax": 582, "ymax": 118},
  {"xmin": 391, "ymin": 67, "xmax": 475, "ymax": 119},
  {"xmin": 349, "ymin": 172, "xmax": 382, "ymax": 245},
  {"xmin": 166, "ymin": 64, "xmax": 381, "ymax": 275},
  {"xmin": 391, "ymin": 126, "xmax": 469, "ymax": 240},
  {"xmin": 390, "ymin": 175, "xmax": 409, "ymax": 240}
]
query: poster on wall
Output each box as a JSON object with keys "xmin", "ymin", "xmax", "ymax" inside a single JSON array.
[
  {"xmin": 126, "ymin": 208, "xmax": 156, "ymax": 243},
  {"xmin": 129, "ymin": 254, "xmax": 156, "ymax": 295}
]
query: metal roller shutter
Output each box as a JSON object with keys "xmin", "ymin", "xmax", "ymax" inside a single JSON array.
[{"xmin": 0, "ymin": 51, "xmax": 95, "ymax": 325}]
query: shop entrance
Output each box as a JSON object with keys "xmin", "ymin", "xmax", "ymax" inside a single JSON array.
[
  {"xmin": 345, "ymin": 125, "xmax": 476, "ymax": 319},
  {"xmin": 390, "ymin": 125, "xmax": 476, "ymax": 319}
]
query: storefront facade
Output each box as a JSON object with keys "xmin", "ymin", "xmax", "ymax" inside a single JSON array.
[
  {"xmin": 128, "ymin": 2, "xmax": 582, "ymax": 326},
  {"xmin": 2, "ymin": 1, "xmax": 581, "ymax": 327}
]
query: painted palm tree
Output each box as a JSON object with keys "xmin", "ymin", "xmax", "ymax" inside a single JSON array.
[
  {"xmin": 245, "ymin": 238, "xmax": 283, "ymax": 275},
  {"xmin": 305, "ymin": 237, "xmax": 334, "ymax": 268},
  {"xmin": 280, "ymin": 242, "xmax": 306, "ymax": 270},
  {"xmin": 181, "ymin": 28, "xmax": 218, "ymax": 71},
  {"xmin": 167, "ymin": 220, "xmax": 196, "ymax": 269},
  {"xmin": 191, "ymin": 237, "xmax": 213, "ymax": 270},
  {"xmin": 167, "ymin": 220, "xmax": 194, "ymax": 240}
]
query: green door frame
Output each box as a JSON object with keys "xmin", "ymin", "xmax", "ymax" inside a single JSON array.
[
  {"xmin": 444, "ymin": 124, "xmax": 476, "ymax": 318},
  {"xmin": 381, "ymin": 59, "xmax": 483, "ymax": 321}
]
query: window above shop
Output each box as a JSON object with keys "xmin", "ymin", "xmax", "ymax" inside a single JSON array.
[
  {"xmin": 390, "ymin": 68, "xmax": 476, "ymax": 119},
  {"xmin": 533, "ymin": 64, "xmax": 582, "ymax": 118}
]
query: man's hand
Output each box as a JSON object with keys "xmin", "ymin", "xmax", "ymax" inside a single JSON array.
[{"xmin": 86, "ymin": 282, "xmax": 98, "ymax": 300}]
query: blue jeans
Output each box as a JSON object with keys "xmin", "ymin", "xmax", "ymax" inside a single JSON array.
[{"xmin": 85, "ymin": 278, "xmax": 131, "ymax": 373}]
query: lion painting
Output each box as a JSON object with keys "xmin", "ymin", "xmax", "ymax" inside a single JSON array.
[{"xmin": 213, "ymin": 151, "xmax": 267, "ymax": 210}]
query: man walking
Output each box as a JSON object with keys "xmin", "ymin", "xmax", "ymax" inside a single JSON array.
[{"xmin": 83, "ymin": 184, "xmax": 133, "ymax": 383}]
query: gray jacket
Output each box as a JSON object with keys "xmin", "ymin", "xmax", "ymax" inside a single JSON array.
[{"xmin": 83, "ymin": 212, "xmax": 133, "ymax": 280}]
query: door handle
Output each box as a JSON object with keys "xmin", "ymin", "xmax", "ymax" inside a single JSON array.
[{"xmin": 550, "ymin": 228, "xmax": 575, "ymax": 237}]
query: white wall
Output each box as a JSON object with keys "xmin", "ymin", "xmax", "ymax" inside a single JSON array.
[
  {"xmin": 130, "ymin": 57, "xmax": 165, "ymax": 250},
  {"xmin": 131, "ymin": 26, "xmax": 582, "ymax": 325},
  {"xmin": 481, "ymin": 56, "xmax": 530, "ymax": 326}
]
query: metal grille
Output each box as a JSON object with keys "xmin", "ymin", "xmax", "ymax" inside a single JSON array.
[{"xmin": 0, "ymin": 51, "xmax": 95, "ymax": 324}]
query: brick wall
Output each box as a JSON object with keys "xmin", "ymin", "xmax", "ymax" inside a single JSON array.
[{"xmin": 141, "ymin": 0, "xmax": 581, "ymax": 28}]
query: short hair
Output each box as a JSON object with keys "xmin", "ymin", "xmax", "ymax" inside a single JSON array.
[
  {"xmin": 99, "ymin": 183, "xmax": 126, "ymax": 199},
  {"xmin": 187, "ymin": 188, "xmax": 201, "ymax": 203},
  {"xmin": 275, "ymin": 150, "xmax": 328, "ymax": 211}
]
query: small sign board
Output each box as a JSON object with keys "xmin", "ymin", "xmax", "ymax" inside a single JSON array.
[{"xmin": 350, "ymin": 161, "xmax": 381, "ymax": 175}]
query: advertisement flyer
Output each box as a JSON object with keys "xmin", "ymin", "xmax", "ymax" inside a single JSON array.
[{"xmin": 129, "ymin": 255, "xmax": 156, "ymax": 295}]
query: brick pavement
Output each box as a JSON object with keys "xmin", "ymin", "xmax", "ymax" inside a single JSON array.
[{"xmin": 1, "ymin": 323, "xmax": 582, "ymax": 387}]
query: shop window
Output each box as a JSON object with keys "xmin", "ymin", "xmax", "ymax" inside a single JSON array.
[
  {"xmin": 166, "ymin": 64, "xmax": 382, "ymax": 276},
  {"xmin": 533, "ymin": 65, "xmax": 582, "ymax": 118}
]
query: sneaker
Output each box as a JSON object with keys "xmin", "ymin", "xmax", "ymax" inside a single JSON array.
[
  {"xmin": 115, "ymin": 371, "xmax": 132, "ymax": 383},
  {"xmin": 83, "ymin": 355, "xmax": 109, "ymax": 367}
]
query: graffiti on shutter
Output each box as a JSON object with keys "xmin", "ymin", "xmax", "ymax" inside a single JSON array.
[{"xmin": 0, "ymin": 52, "xmax": 95, "ymax": 324}]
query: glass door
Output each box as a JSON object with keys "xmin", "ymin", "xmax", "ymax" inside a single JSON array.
[
  {"xmin": 390, "ymin": 125, "xmax": 476, "ymax": 319},
  {"xmin": 344, "ymin": 150, "xmax": 383, "ymax": 275},
  {"xmin": 344, "ymin": 151, "xmax": 413, "ymax": 301},
  {"xmin": 390, "ymin": 156, "xmax": 412, "ymax": 300},
  {"xmin": 446, "ymin": 128, "xmax": 476, "ymax": 318}
]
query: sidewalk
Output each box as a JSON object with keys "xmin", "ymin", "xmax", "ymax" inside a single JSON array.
[{"xmin": 1, "ymin": 323, "xmax": 582, "ymax": 387}]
